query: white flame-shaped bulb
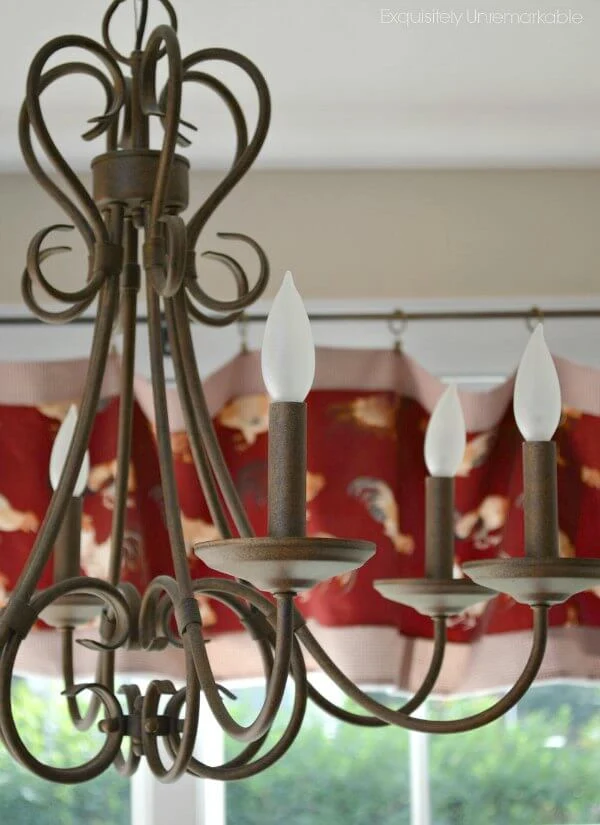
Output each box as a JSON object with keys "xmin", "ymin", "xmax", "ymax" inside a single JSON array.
[
  {"xmin": 49, "ymin": 405, "xmax": 90, "ymax": 496},
  {"xmin": 513, "ymin": 325, "xmax": 561, "ymax": 441},
  {"xmin": 261, "ymin": 272, "xmax": 315, "ymax": 402},
  {"xmin": 424, "ymin": 384, "xmax": 466, "ymax": 477}
]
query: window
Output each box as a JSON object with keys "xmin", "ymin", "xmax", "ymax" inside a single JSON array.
[
  {"xmin": 222, "ymin": 681, "xmax": 600, "ymax": 825},
  {"xmin": 4, "ymin": 678, "xmax": 600, "ymax": 825},
  {"xmin": 1, "ymin": 677, "xmax": 130, "ymax": 825}
]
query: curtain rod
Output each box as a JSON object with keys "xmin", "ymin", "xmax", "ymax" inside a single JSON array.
[
  {"xmin": 0, "ymin": 306, "xmax": 598, "ymax": 326},
  {"xmin": 240, "ymin": 307, "xmax": 600, "ymax": 324}
]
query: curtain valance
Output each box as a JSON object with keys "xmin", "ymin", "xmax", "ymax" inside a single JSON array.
[{"xmin": 3, "ymin": 349, "xmax": 600, "ymax": 693}]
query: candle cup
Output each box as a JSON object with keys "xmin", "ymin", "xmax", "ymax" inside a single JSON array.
[
  {"xmin": 425, "ymin": 476, "xmax": 455, "ymax": 580},
  {"xmin": 523, "ymin": 441, "xmax": 559, "ymax": 560},
  {"xmin": 268, "ymin": 402, "xmax": 307, "ymax": 538}
]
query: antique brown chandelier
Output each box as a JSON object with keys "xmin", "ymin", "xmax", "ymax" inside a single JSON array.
[{"xmin": 1, "ymin": 0, "xmax": 600, "ymax": 786}]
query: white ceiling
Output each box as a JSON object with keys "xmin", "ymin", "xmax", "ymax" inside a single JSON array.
[{"xmin": 2, "ymin": 0, "xmax": 600, "ymax": 171}]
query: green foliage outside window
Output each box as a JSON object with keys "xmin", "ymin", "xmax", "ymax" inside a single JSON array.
[
  {"xmin": 1, "ymin": 678, "xmax": 600, "ymax": 825},
  {"xmin": 226, "ymin": 684, "xmax": 600, "ymax": 825},
  {"xmin": 0, "ymin": 678, "xmax": 129, "ymax": 825}
]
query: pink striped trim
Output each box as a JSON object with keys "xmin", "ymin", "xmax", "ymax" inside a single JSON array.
[
  {"xmin": 144, "ymin": 349, "xmax": 600, "ymax": 432},
  {"xmin": 0, "ymin": 350, "xmax": 599, "ymax": 430},
  {"xmin": 0, "ymin": 354, "xmax": 121, "ymax": 405},
  {"xmin": 13, "ymin": 623, "xmax": 600, "ymax": 692}
]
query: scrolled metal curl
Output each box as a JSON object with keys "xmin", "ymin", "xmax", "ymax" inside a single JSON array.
[
  {"xmin": 102, "ymin": 0, "xmax": 178, "ymax": 66},
  {"xmin": 173, "ymin": 49, "xmax": 271, "ymax": 325},
  {"xmin": 165, "ymin": 578, "xmax": 308, "ymax": 780},
  {"xmin": 143, "ymin": 214, "xmax": 187, "ymax": 298},
  {"xmin": 19, "ymin": 51, "xmax": 125, "ymax": 322},
  {"xmin": 112, "ymin": 684, "xmax": 142, "ymax": 777},
  {"xmin": 0, "ymin": 578, "xmax": 132, "ymax": 783},
  {"xmin": 25, "ymin": 36, "xmax": 125, "ymax": 244},
  {"xmin": 185, "ymin": 232, "xmax": 269, "ymax": 327}
]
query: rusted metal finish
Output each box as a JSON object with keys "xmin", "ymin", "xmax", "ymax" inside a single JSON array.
[
  {"xmin": 463, "ymin": 556, "xmax": 600, "ymax": 605},
  {"xmin": 523, "ymin": 441, "xmax": 559, "ymax": 559},
  {"xmin": 298, "ymin": 604, "xmax": 549, "ymax": 733},
  {"xmin": 268, "ymin": 402, "xmax": 307, "ymax": 538},
  {"xmin": 195, "ymin": 536, "xmax": 375, "ymax": 593},
  {"xmin": 424, "ymin": 476, "xmax": 455, "ymax": 579},
  {"xmin": 3, "ymin": 0, "xmax": 590, "ymax": 788},
  {"xmin": 92, "ymin": 150, "xmax": 189, "ymax": 210},
  {"xmin": 52, "ymin": 498, "xmax": 83, "ymax": 583},
  {"xmin": 373, "ymin": 577, "xmax": 496, "ymax": 617}
]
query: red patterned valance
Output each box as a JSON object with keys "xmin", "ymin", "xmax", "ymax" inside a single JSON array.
[{"xmin": 3, "ymin": 349, "xmax": 600, "ymax": 692}]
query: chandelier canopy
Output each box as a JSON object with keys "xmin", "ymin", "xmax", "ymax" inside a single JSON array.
[{"xmin": 1, "ymin": 0, "xmax": 600, "ymax": 786}]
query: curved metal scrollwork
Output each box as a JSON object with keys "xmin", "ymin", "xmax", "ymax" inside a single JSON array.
[
  {"xmin": 19, "ymin": 42, "xmax": 125, "ymax": 321},
  {"xmin": 0, "ymin": 0, "xmax": 557, "ymax": 788}
]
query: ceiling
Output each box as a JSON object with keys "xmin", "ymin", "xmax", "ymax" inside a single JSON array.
[{"xmin": 2, "ymin": 0, "xmax": 600, "ymax": 171}]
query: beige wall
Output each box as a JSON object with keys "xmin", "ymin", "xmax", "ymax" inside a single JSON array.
[{"xmin": 1, "ymin": 169, "xmax": 599, "ymax": 305}]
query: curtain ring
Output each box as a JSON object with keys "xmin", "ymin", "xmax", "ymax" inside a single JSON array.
[
  {"xmin": 388, "ymin": 310, "xmax": 407, "ymax": 353},
  {"xmin": 238, "ymin": 313, "xmax": 249, "ymax": 354},
  {"xmin": 526, "ymin": 306, "xmax": 544, "ymax": 332}
]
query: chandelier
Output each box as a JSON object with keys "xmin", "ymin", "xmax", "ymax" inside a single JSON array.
[{"xmin": 1, "ymin": 0, "xmax": 600, "ymax": 786}]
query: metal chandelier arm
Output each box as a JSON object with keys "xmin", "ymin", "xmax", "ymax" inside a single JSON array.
[
  {"xmin": 146, "ymin": 286, "xmax": 196, "ymax": 597},
  {"xmin": 159, "ymin": 582, "xmax": 309, "ymax": 780},
  {"xmin": 0, "ymin": 275, "xmax": 120, "ymax": 650},
  {"xmin": 58, "ymin": 225, "xmax": 140, "ymax": 735},
  {"xmin": 297, "ymin": 604, "xmax": 549, "ymax": 733},
  {"xmin": 171, "ymin": 291, "xmax": 255, "ymax": 538},
  {"xmin": 186, "ymin": 591, "xmax": 295, "ymax": 744},
  {"xmin": 163, "ymin": 298, "xmax": 232, "ymax": 538},
  {"xmin": 107, "ymin": 225, "xmax": 139, "ymax": 586},
  {"xmin": 305, "ymin": 615, "xmax": 448, "ymax": 727},
  {"xmin": 181, "ymin": 577, "xmax": 309, "ymax": 774}
]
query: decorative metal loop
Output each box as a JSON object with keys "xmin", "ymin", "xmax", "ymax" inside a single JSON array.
[
  {"xmin": 185, "ymin": 233, "xmax": 269, "ymax": 327},
  {"xmin": 103, "ymin": 0, "xmax": 178, "ymax": 66},
  {"xmin": 140, "ymin": 673, "xmax": 196, "ymax": 782},
  {"xmin": 158, "ymin": 69, "xmax": 245, "ymax": 151},
  {"xmin": 140, "ymin": 25, "xmax": 183, "ymax": 234},
  {"xmin": 143, "ymin": 215, "xmax": 187, "ymax": 297},
  {"xmin": 25, "ymin": 36, "xmax": 125, "ymax": 244},
  {"xmin": 184, "ymin": 49, "xmax": 271, "ymax": 245},
  {"xmin": 26, "ymin": 226, "xmax": 107, "ymax": 303},
  {"xmin": 113, "ymin": 684, "xmax": 143, "ymax": 776},
  {"xmin": 163, "ymin": 579, "xmax": 309, "ymax": 780},
  {"xmin": 176, "ymin": 49, "xmax": 271, "ymax": 322},
  {"xmin": 185, "ymin": 583, "xmax": 294, "ymax": 745},
  {"xmin": 61, "ymin": 628, "xmax": 113, "ymax": 733},
  {"xmin": 33, "ymin": 578, "xmax": 133, "ymax": 653},
  {"xmin": 19, "ymin": 60, "xmax": 122, "ymax": 255},
  {"xmin": 0, "ymin": 581, "xmax": 129, "ymax": 783},
  {"xmin": 138, "ymin": 576, "xmax": 183, "ymax": 652}
]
